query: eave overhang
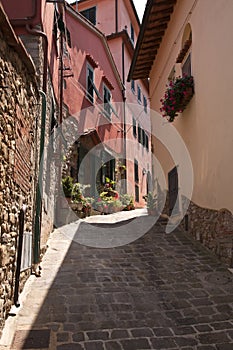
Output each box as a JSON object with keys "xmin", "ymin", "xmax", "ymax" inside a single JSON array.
[{"xmin": 128, "ymin": 0, "xmax": 177, "ymax": 81}]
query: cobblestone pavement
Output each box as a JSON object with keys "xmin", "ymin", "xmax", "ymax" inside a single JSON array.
[{"xmin": 1, "ymin": 213, "xmax": 233, "ymax": 349}]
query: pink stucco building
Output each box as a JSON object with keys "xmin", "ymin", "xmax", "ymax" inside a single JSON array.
[{"xmin": 74, "ymin": 0, "xmax": 152, "ymax": 206}]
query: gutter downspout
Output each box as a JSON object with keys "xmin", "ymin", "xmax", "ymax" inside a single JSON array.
[
  {"xmin": 115, "ymin": 0, "xmax": 118, "ymax": 33},
  {"xmin": 34, "ymin": 90, "xmax": 47, "ymax": 265},
  {"xmin": 122, "ymin": 40, "xmax": 127, "ymax": 193},
  {"xmin": 56, "ymin": 22, "xmax": 64, "ymax": 226},
  {"xmin": 14, "ymin": 205, "xmax": 27, "ymax": 307},
  {"xmin": 26, "ymin": 24, "xmax": 48, "ymax": 94}
]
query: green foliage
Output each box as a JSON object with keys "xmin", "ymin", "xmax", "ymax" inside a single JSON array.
[
  {"xmin": 120, "ymin": 194, "xmax": 133, "ymax": 206},
  {"xmin": 62, "ymin": 176, "xmax": 74, "ymax": 197},
  {"xmin": 143, "ymin": 192, "xmax": 157, "ymax": 210}
]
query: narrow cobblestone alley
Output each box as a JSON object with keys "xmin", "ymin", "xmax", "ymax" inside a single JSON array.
[{"xmin": 1, "ymin": 213, "xmax": 233, "ymax": 350}]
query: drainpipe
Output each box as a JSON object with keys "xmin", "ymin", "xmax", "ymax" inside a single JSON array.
[
  {"xmin": 14, "ymin": 205, "xmax": 27, "ymax": 307},
  {"xmin": 115, "ymin": 0, "xmax": 118, "ymax": 33},
  {"xmin": 34, "ymin": 90, "xmax": 47, "ymax": 265},
  {"xmin": 26, "ymin": 24, "xmax": 48, "ymax": 94},
  {"xmin": 122, "ymin": 40, "xmax": 127, "ymax": 193},
  {"xmin": 56, "ymin": 22, "xmax": 64, "ymax": 225}
]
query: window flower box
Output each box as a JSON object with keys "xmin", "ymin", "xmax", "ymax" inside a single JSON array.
[{"xmin": 160, "ymin": 75, "xmax": 194, "ymax": 122}]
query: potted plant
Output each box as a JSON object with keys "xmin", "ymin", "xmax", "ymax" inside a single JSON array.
[
  {"xmin": 160, "ymin": 75, "xmax": 194, "ymax": 122},
  {"xmin": 143, "ymin": 192, "xmax": 158, "ymax": 216},
  {"xmin": 120, "ymin": 194, "xmax": 135, "ymax": 211},
  {"xmin": 112, "ymin": 199, "xmax": 123, "ymax": 212},
  {"xmin": 71, "ymin": 182, "xmax": 84, "ymax": 211},
  {"xmin": 62, "ymin": 176, "xmax": 74, "ymax": 205},
  {"xmin": 95, "ymin": 198, "xmax": 104, "ymax": 214}
]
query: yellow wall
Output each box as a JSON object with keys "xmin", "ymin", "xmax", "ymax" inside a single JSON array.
[{"xmin": 150, "ymin": 0, "xmax": 233, "ymax": 212}]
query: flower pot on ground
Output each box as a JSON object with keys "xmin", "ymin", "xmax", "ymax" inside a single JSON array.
[
  {"xmin": 143, "ymin": 192, "xmax": 158, "ymax": 216},
  {"xmin": 62, "ymin": 176, "xmax": 74, "ymax": 198},
  {"xmin": 71, "ymin": 201, "xmax": 83, "ymax": 211},
  {"xmin": 120, "ymin": 194, "xmax": 135, "ymax": 211}
]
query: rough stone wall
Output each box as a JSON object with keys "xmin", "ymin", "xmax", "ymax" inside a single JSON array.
[
  {"xmin": 180, "ymin": 199, "xmax": 233, "ymax": 266},
  {"xmin": 21, "ymin": 31, "xmax": 58, "ymax": 256},
  {"xmin": 0, "ymin": 28, "xmax": 39, "ymax": 335}
]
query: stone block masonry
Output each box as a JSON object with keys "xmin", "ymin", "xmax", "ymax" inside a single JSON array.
[
  {"xmin": 0, "ymin": 5, "xmax": 39, "ymax": 337},
  {"xmin": 180, "ymin": 197, "xmax": 233, "ymax": 267}
]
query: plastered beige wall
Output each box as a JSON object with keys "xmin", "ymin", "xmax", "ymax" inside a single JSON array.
[{"xmin": 150, "ymin": 0, "xmax": 233, "ymax": 213}]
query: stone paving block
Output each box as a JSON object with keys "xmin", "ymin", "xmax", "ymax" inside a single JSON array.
[
  {"xmin": 12, "ymin": 329, "xmax": 51, "ymax": 349},
  {"xmin": 152, "ymin": 328, "xmax": 173, "ymax": 337},
  {"xmin": 130, "ymin": 328, "xmax": 154, "ymax": 338},
  {"xmin": 105, "ymin": 341, "xmax": 123, "ymax": 350},
  {"xmin": 216, "ymin": 344, "xmax": 233, "ymax": 350},
  {"xmin": 86, "ymin": 330, "xmax": 109, "ymax": 340},
  {"xmin": 175, "ymin": 317, "xmax": 197, "ymax": 326},
  {"xmin": 174, "ymin": 336, "xmax": 198, "ymax": 347},
  {"xmin": 110, "ymin": 329, "xmax": 130, "ymax": 339},
  {"xmin": 72, "ymin": 332, "xmax": 85, "ymax": 342},
  {"xmin": 83, "ymin": 341, "xmax": 104, "ymax": 350},
  {"xmin": 172, "ymin": 326, "xmax": 196, "ymax": 335},
  {"xmin": 194, "ymin": 324, "xmax": 213, "ymax": 332},
  {"xmin": 57, "ymin": 344, "xmax": 83, "ymax": 350},
  {"xmin": 120, "ymin": 338, "xmax": 151, "ymax": 349},
  {"xmin": 198, "ymin": 332, "xmax": 231, "ymax": 344},
  {"xmin": 150, "ymin": 336, "xmax": 177, "ymax": 349},
  {"xmin": 57, "ymin": 332, "xmax": 69, "ymax": 342},
  {"xmin": 210, "ymin": 321, "xmax": 233, "ymax": 330}
]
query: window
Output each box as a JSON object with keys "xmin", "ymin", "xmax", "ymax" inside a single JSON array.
[
  {"xmin": 145, "ymin": 134, "xmax": 149, "ymax": 151},
  {"xmin": 137, "ymin": 124, "xmax": 141, "ymax": 143},
  {"xmin": 133, "ymin": 117, "xmax": 137, "ymax": 138},
  {"xmin": 87, "ymin": 63, "xmax": 101, "ymax": 103},
  {"xmin": 103, "ymin": 85, "xmax": 111, "ymax": 118},
  {"xmin": 131, "ymin": 79, "xmax": 135, "ymax": 93},
  {"xmin": 143, "ymin": 96, "xmax": 147, "ymax": 113},
  {"xmin": 134, "ymin": 159, "xmax": 139, "ymax": 183},
  {"xmin": 137, "ymin": 85, "xmax": 141, "ymax": 103},
  {"xmin": 142, "ymin": 129, "xmax": 146, "ymax": 147},
  {"xmin": 80, "ymin": 6, "xmax": 96, "ymax": 25},
  {"xmin": 130, "ymin": 23, "xmax": 134, "ymax": 44},
  {"xmin": 182, "ymin": 53, "xmax": 191, "ymax": 77},
  {"xmin": 135, "ymin": 185, "xmax": 139, "ymax": 202},
  {"xmin": 87, "ymin": 64, "xmax": 94, "ymax": 103}
]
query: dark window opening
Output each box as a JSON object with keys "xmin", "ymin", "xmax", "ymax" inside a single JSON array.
[
  {"xmin": 87, "ymin": 65, "xmax": 94, "ymax": 103},
  {"xmin": 182, "ymin": 53, "xmax": 191, "ymax": 77},
  {"xmin": 103, "ymin": 158, "xmax": 115, "ymax": 185},
  {"xmin": 133, "ymin": 117, "xmax": 137, "ymax": 138},
  {"xmin": 134, "ymin": 159, "xmax": 139, "ymax": 183},
  {"xmin": 145, "ymin": 134, "xmax": 149, "ymax": 151},
  {"xmin": 138, "ymin": 124, "xmax": 141, "ymax": 143},
  {"xmin": 143, "ymin": 95, "xmax": 147, "ymax": 113},
  {"xmin": 131, "ymin": 79, "xmax": 135, "ymax": 93},
  {"xmin": 135, "ymin": 185, "xmax": 139, "ymax": 202},
  {"xmin": 137, "ymin": 85, "xmax": 141, "ymax": 102},
  {"xmin": 104, "ymin": 85, "xmax": 111, "ymax": 118},
  {"xmin": 66, "ymin": 28, "xmax": 71, "ymax": 48},
  {"xmin": 142, "ymin": 129, "xmax": 146, "ymax": 147},
  {"xmin": 130, "ymin": 23, "xmax": 134, "ymax": 43},
  {"xmin": 80, "ymin": 6, "xmax": 96, "ymax": 25}
]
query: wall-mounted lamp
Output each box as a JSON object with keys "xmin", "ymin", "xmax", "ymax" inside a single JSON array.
[{"xmin": 142, "ymin": 168, "xmax": 147, "ymax": 176}]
